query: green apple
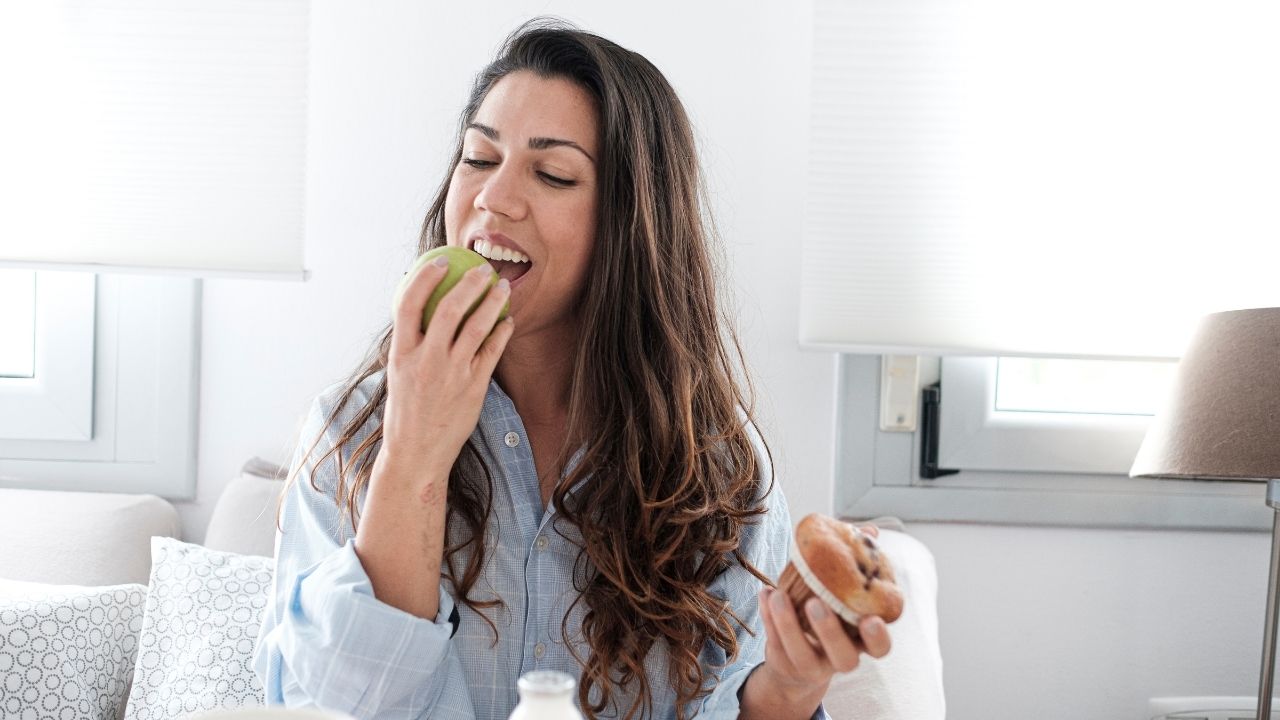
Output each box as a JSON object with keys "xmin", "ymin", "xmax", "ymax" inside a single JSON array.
[{"xmin": 392, "ymin": 246, "xmax": 510, "ymax": 334}]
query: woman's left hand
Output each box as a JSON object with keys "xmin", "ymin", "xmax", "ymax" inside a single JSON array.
[{"xmin": 744, "ymin": 524, "xmax": 893, "ymax": 719}]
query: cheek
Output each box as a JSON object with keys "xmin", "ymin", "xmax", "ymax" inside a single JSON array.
[
  {"xmin": 442, "ymin": 173, "xmax": 469, "ymax": 244},
  {"xmin": 579, "ymin": 208, "xmax": 598, "ymax": 276},
  {"xmin": 561, "ymin": 196, "xmax": 596, "ymax": 262}
]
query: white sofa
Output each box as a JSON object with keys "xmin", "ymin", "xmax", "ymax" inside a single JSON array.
[{"xmin": 0, "ymin": 460, "xmax": 944, "ymax": 719}]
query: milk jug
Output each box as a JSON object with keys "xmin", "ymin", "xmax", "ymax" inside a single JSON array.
[{"xmin": 507, "ymin": 670, "xmax": 585, "ymax": 720}]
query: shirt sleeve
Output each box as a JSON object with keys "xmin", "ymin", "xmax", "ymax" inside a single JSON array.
[
  {"xmin": 692, "ymin": 420, "xmax": 831, "ymax": 720},
  {"xmin": 252, "ymin": 394, "xmax": 478, "ymax": 719}
]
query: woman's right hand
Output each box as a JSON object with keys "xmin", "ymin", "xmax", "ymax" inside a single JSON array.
[{"xmin": 380, "ymin": 255, "xmax": 515, "ymax": 485}]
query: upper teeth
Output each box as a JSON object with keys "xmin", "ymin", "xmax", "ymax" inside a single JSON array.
[{"xmin": 474, "ymin": 238, "xmax": 530, "ymax": 263}]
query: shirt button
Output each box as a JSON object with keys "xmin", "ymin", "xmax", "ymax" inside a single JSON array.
[
  {"xmin": 534, "ymin": 642, "xmax": 545, "ymax": 659},
  {"xmin": 536, "ymin": 535, "xmax": 549, "ymax": 551},
  {"xmin": 504, "ymin": 432, "xmax": 520, "ymax": 448}
]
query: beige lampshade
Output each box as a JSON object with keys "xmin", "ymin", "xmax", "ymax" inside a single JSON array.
[{"xmin": 1130, "ymin": 307, "xmax": 1280, "ymax": 481}]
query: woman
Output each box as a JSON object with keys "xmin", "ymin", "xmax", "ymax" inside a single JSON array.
[{"xmin": 254, "ymin": 19, "xmax": 891, "ymax": 720}]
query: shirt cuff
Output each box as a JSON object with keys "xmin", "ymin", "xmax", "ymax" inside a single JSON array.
[
  {"xmin": 301, "ymin": 539, "xmax": 458, "ymax": 630},
  {"xmin": 278, "ymin": 540, "xmax": 459, "ymax": 709},
  {"xmin": 701, "ymin": 662, "xmax": 831, "ymax": 720}
]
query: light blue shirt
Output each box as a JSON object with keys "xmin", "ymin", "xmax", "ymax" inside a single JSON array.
[{"xmin": 254, "ymin": 371, "xmax": 824, "ymax": 719}]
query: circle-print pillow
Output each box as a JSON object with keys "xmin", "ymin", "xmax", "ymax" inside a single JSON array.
[
  {"xmin": 0, "ymin": 581, "xmax": 147, "ymax": 720},
  {"xmin": 123, "ymin": 537, "xmax": 275, "ymax": 720}
]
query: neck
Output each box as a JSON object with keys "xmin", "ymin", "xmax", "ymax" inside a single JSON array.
[{"xmin": 493, "ymin": 321, "xmax": 577, "ymax": 427}]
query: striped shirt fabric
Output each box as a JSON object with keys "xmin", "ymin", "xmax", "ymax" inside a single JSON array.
[{"xmin": 253, "ymin": 371, "xmax": 826, "ymax": 719}]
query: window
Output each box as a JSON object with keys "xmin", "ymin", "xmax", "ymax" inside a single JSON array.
[
  {"xmin": 0, "ymin": 270, "xmax": 36, "ymax": 378},
  {"xmin": 0, "ymin": 271, "xmax": 201, "ymax": 498},
  {"xmin": 1, "ymin": 1, "xmax": 305, "ymax": 495},
  {"xmin": 834, "ymin": 354, "xmax": 1270, "ymax": 530},
  {"xmin": 802, "ymin": 1, "xmax": 1276, "ymax": 530},
  {"xmin": 994, "ymin": 357, "xmax": 1175, "ymax": 417},
  {"xmin": 0, "ymin": 271, "xmax": 94, "ymax": 441},
  {"xmin": 936, "ymin": 356, "xmax": 1175, "ymax": 476}
]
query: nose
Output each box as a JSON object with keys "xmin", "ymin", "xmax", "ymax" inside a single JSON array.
[{"xmin": 473, "ymin": 161, "xmax": 527, "ymax": 221}]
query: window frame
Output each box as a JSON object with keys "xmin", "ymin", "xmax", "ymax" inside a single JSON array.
[
  {"xmin": 834, "ymin": 353, "xmax": 1271, "ymax": 531},
  {"xmin": 937, "ymin": 355, "xmax": 1159, "ymax": 475},
  {"xmin": 0, "ymin": 271, "xmax": 95, "ymax": 440},
  {"xmin": 0, "ymin": 272, "xmax": 201, "ymax": 498}
]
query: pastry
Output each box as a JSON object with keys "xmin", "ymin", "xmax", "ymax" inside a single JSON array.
[{"xmin": 776, "ymin": 513, "xmax": 904, "ymax": 642}]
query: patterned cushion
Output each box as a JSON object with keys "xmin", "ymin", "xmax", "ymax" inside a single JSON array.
[
  {"xmin": 122, "ymin": 537, "xmax": 274, "ymax": 719},
  {"xmin": 0, "ymin": 581, "xmax": 147, "ymax": 720}
]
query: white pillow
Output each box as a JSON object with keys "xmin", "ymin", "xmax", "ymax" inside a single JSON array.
[
  {"xmin": 821, "ymin": 528, "xmax": 946, "ymax": 720},
  {"xmin": 123, "ymin": 537, "xmax": 275, "ymax": 719},
  {"xmin": 202, "ymin": 472, "xmax": 285, "ymax": 559},
  {"xmin": 0, "ymin": 580, "xmax": 147, "ymax": 720}
]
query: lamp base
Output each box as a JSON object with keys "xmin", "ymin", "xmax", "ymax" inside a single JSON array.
[{"xmin": 1256, "ymin": 480, "xmax": 1280, "ymax": 720}]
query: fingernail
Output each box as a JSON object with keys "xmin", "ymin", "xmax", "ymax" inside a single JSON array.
[
  {"xmin": 496, "ymin": 278, "xmax": 510, "ymax": 292},
  {"xmin": 807, "ymin": 598, "xmax": 829, "ymax": 620},
  {"xmin": 431, "ymin": 257, "xmax": 449, "ymax": 268},
  {"xmin": 770, "ymin": 589, "xmax": 786, "ymax": 611}
]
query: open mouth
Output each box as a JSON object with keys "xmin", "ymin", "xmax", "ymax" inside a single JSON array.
[
  {"xmin": 490, "ymin": 259, "xmax": 531, "ymax": 284},
  {"xmin": 471, "ymin": 238, "xmax": 533, "ymax": 285}
]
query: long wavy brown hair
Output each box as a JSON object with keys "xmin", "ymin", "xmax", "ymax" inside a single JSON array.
[{"xmin": 281, "ymin": 19, "xmax": 775, "ymax": 720}]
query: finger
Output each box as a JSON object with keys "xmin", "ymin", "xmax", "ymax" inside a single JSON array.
[
  {"xmin": 858, "ymin": 524, "xmax": 879, "ymax": 538},
  {"xmin": 452, "ymin": 277, "xmax": 512, "ymax": 360},
  {"xmin": 805, "ymin": 599, "xmax": 861, "ymax": 673},
  {"xmin": 769, "ymin": 586, "xmax": 825, "ymax": 673},
  {"xmin": 422, "ymin": 264, "xmax": 497, "ymax": 353},
  {"xmin": 758, "ymin": 589, "xmax": 799, "ymax": 678},
  {"xmin": 857, "ymin": 616, "xmax": 892, "ymax": 659},
  {"xmin": 391, "ymin": 256, "xmax": 450, "ymax": 356},
  {"xmin": 472, "ymin": 315, "xmax": 516, "ymax": 380}
]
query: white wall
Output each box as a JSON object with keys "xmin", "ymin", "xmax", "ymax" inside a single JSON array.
[{"xmin": 179, "ymin": 2, "xmax": 1272, "ymax": 718}]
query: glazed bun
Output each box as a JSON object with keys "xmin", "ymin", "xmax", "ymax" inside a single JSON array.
[{"xmin": 776, "ymin": 513, "xmax": 904, "ymax": 641}]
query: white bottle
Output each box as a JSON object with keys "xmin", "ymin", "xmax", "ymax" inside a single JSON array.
[{"xmin": 507, "ymin": 670, "xmax": 585, "ymax": 720}]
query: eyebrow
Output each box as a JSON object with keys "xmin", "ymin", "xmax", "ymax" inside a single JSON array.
[{"xmin": 466, "ymin": 122, "xmax": 596, "ymax": 164}]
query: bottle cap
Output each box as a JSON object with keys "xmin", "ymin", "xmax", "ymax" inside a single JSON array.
[{"xmin": 518, "ymin": 670, "xmax": 576, "ymax": 696}]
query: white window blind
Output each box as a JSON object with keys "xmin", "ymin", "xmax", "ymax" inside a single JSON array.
[
  {"xmin": 0, "ymin": 1, "xmax": 309, "ymax": 280},
  {"xmin": 801, "ymin": 0, "xmax": 1280, "ymax": 359}
]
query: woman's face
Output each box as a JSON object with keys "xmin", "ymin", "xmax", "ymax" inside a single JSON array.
[{"xmin": 444, "ymin": 70, "xmax": 599, "ymax": 337}]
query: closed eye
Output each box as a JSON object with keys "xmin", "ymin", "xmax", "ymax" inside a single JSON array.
[
  {"xmin": 538, "ymin": 172, "xmax": 576, "ymax": 187},
  {"xmin": 462, "ymin": 158, "xmax": 577, "ymax": 188}
]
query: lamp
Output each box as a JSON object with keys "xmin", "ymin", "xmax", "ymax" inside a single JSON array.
[{"xmin": 1130, "ymin": 307, "xmax": 1280, "ymax": 719}]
